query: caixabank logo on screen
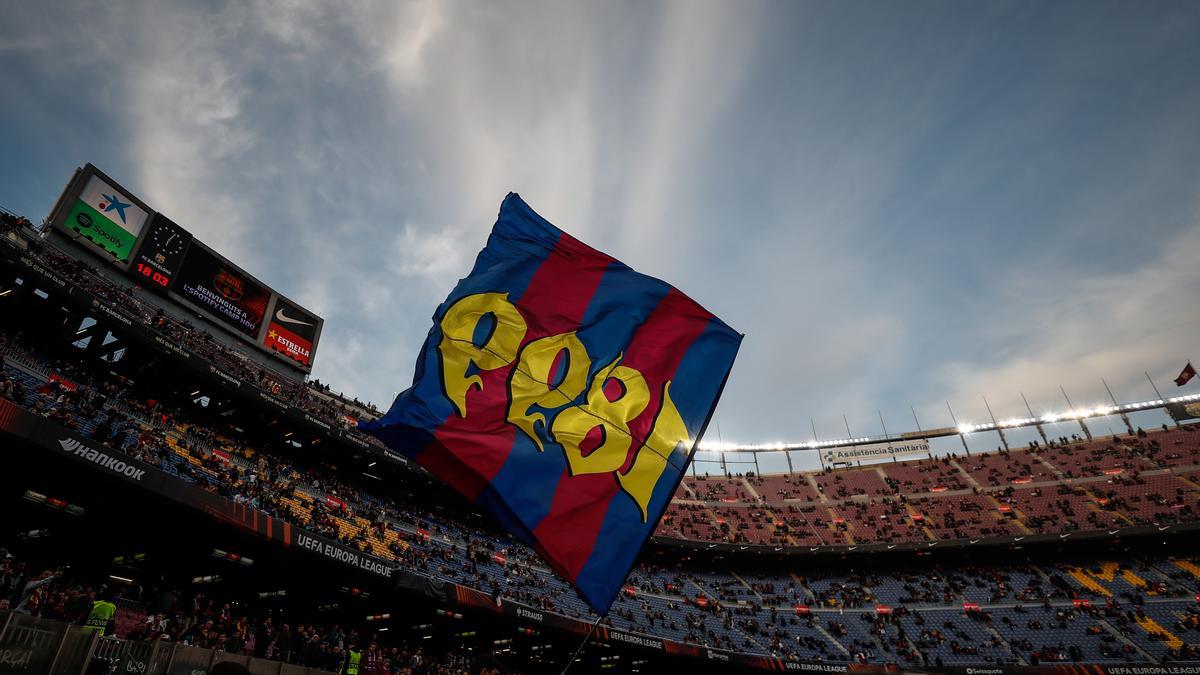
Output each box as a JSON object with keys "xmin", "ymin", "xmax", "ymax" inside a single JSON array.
[{"xmin": 64, "ymin": 175, "xmax": 147, "ymax": 261}]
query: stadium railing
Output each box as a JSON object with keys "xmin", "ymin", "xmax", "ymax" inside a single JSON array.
[{"xmin": 0, "ymin": 609, "xmax": 338, "ymax": 675}]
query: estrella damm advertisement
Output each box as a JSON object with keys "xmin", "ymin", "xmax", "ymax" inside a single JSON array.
[
  {"xmin": 362, "ymin": 193, "xmax": 741, "ymax": 614},
  {"xmin": 263, "ymin": 296, "xmax": 322, "ymax": 366},
  {"xmin": 63, "ymin": 175, "xmax": 148, "ymax": 261}
]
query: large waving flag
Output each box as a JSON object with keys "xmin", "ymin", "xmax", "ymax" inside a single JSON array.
[{"xmin": 362, "ymin": 194, "xmax": 741, "ymax": 613}]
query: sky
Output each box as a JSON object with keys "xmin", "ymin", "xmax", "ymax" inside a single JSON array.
[{"xmin": 2, "ymin": 1, "xmax": 1199, "ymax": 461}]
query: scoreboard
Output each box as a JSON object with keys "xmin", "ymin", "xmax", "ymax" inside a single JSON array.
[
  {"xmin": 263, "ymin": 296, "xmax": 321, "ymax": 366},
  {"xmin": 46, "ymin": 164, "xmax": 324, "ymax": 371},
  {"xmin": 172, "ymin": 243, "xmax": 272, "ymax": 338},
  {"xmin": 52, "ymin": 167, "xmax": 150, "ymax": 265},
  {"xmin": 128, "ymin": 214, "xmax": 192, "ymax": 291}
]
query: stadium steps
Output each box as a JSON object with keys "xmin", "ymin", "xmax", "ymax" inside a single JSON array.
[
  {"xmin": 948, "ymin": 457, "xmax": 983, "ymax": 490},
  {"xmin": 981, "ymin": 621, "xmax": 1026, "ymax": 665},
  {"xmin": 787, "ymin": 573, "xmax": 819, "ymax": 604},
  {"xmin": 900, "ymin": 501, "xmax": 938, "ymax": 541},
  {"xmin": 676, "ymin": 479, "xmax": 698, "ymax": 499},
  {"xmin": 823, "ymin": 506, "xmax": 854, "ymax": 545},
  {"xmin": 739, "ymin": 477, "xmax": 761, "ymax": 502},
  {"xmin": 1177, "ymin": 472, "xmax": 1200, "ymax": 492},
  {"xmin": 802, "ymin": 473, "xmax": 827, "ymax": 504},
  {"xmin": 680, "ymin": 577, "xmax": 771, "ymax": 652},
  {"xmin": 758, "ymin": 503, "xmax": 798, "ymax": 546},
  {"xmin": 1096, "ymin": 616, "xmax": 1158, "ymax": 662},
  {"xmin": 1077, "ymin": 483, "xmax": 1137, "ymax": 527},
  {"xmin": 728, "ymin": 571, "xmax": 761, "ymax": 602},
  {"xmin": 812, "ymin": 622, "xmax": 851, "ymax": 658},
  {"xmin": 1029, "ymin": 451, "xmax": 1067, "ymax": 479},
  {"xmin": 728, "ymin": 616, "xmax": 772, "ymax": 655},
  {"xmin": 980, "ymin": 492, "xmax": 1032, "ymax": 534},
  {"xmin": 683, "ymin": 577, "xmax": 716, "ymax": 605},
  {"xmin": 693, "ymin": 501, "xmax": 729, "ymax": 545}
]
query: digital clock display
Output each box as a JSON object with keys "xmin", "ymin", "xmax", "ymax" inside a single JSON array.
[
  {"xmin": 132, "ymin": 262, "xmax": 172, "ymax": 287},
  {"xmin": 128, "ymin": 214, "xmax": 192, "ymax": 291}
]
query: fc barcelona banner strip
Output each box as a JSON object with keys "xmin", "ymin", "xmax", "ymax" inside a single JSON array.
[{"xmin": 362, "ymin": 194, "xmax": 742, "ymax": 613}]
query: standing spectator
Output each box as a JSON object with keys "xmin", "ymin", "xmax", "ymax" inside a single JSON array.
[
  {"xmin": 254, "ymin": 616, "xmax": 275, "ymax": 658},
  {"xmin": 14, "ymin": 567, "xmax": 62, "ymax": 614},
  {"xmin": 275, "ymin": 623, "xmax": 293, "ymax": 663},
  {"xmin": 0, "ymin": 553, "xmax": 23, "ymax": 605}
]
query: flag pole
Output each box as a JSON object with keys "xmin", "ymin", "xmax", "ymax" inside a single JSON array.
[
  {"xmin": 1101, "ymin": 377, "xmax": 1134, "ymax": 435},
  {"xmin": 983, "ymin": 396, "xmax": 1008, "ymax": 451},
  {"xmin": 1147, "ymin": 370, "xmax": 1180, "ymax": 429},
  {"xmin": 812, "ymin": 418, "xmax": 824, "ymax": 471},
  {"xmin": 946, "ymin": 401, "xmax": 970, "ymax": 456},
  {"xmin": 1021, "ymin": 392, "xmax": 1049, "ymax": 446},
  {"xmin": 559, "ymin": 614, "xmax": 605, "ymax": 675},
  {"xmin": 1059, "ymin": 385, "xmax": 1092, "ymax": 441}
]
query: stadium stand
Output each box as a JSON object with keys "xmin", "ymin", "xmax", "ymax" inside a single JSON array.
[
  {"xmin": 4, "ymin": 326, "xmax": 1200, "ymax": 667},
  {"xmin": 0, "ymin": 561, "xmax": 461, "ymax": 675},
  {"xmin": 4, "ymin": 210, "xmax": 1200, "ymax": 670}
]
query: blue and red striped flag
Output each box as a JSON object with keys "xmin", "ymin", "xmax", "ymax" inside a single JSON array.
[{"xmin": 362, "ymin": 194, "xmax": 741, "ymax": 613}]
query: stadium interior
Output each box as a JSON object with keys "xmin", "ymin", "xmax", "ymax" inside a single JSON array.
[{"xmin": 2, "ymin": 207, "xmax": 1200, "ymax": 674}]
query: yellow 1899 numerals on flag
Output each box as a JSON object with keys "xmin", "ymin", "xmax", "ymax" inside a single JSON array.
[{"xmin": 437, "ymin": 292, "xmax": 689, "ymax": 521}]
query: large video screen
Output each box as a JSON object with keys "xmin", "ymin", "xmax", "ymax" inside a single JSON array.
[
  {"xmin": 128, "ymin": 214, "xmax": 193, "ymax": 292},
  {"xmin": 60, "ymin": 174, "xmax": 148, "ymax": 262},
  {"xmin": 263, "ymin": 297, "xmax": 322, "ymax": 366},
  {"xmin": 173, "ymin": 244, "xmax": 271, "ymax": 337}
]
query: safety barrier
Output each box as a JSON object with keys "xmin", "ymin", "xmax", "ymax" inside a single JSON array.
[
  {"xmin": 0, "ymin": 610, "xmax": 98, "ymax": 675},
  {"xmin": 0, "ymin": 611, "xmax": 336, "ymax": 675}
]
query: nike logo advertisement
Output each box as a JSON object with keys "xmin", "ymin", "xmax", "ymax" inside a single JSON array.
[{"xmin": 276, "ymin": 306, "xmax": 314, "ymax": 326}]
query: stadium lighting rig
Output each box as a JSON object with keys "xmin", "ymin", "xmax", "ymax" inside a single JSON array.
[
  {"xmin": 22, "ymin": 490, "xmax": 85, "ymax": 516},
  {"xmin": 211, "ymin": 548, "xmax": 254, "ymax": 566},
  {"xmin": 955, "ymin": 394, "xmax": 1200, "ymax": 433},
  {"xmin": 695, "ymin": 392, "xmax": 1200, "ymax": 453}
]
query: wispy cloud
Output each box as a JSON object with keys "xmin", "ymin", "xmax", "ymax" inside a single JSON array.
[
  {"xmin": 1, "ymin": 1, "xmax": 1198, "ymax": 442},
  {"xmin": 933, "ymin": 209, "xmax": 1200, "ymax": 420}
]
